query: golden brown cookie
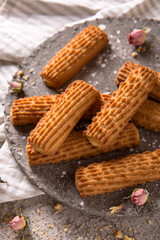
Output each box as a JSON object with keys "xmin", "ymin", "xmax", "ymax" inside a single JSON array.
[
  {"xmin": 132, "ymin": 99, "xmax": 160, "ymax": 132},
  {"xmin": 81, "ymin": 94, "xmax": 111, "ymax": 121},
  {"xmin": 150, "ymin": 71, "xmax": 160, "ymax": 102},
  {"xmin": 27, "ymin": 130, "xmax": 99, "ymax": 166},
  {"xmin": 84, "ymin": 66, "xmax": 157, "ymax": 151},
  {"xmin": 10, "ymin": 92, "xmax": 159, "ymax": 133},
  {"xmin": 10, "ymin": 95, "xmax": 57, "ymax": 125},
  {"xmin": 75, "ymin": 149, "xmax": 160, "ymax": 197},
  {"xmin": 28, "ymin": 80, "xmax": 100, "ymax": 155},
  {"xmin": 40, "ymin": 25, "xmax": 109, "ymax": 89},
  {"xmin": 101, "ymin": 94, "xmax": 160, "ymax": 132},
  {"xmin": 116, "ymin": 61, "xmax": 160, "ymax": 102},
  {"xmin": 27, "ymin": 123, "xmax": 139, "ymax": 166},
  {"xmin": 10, "ymin": 93, "xmax": 110, "ymax": 126},
  {"xmin": 115, "ymin": 61, "xmax": 140, "ymax": 86}
]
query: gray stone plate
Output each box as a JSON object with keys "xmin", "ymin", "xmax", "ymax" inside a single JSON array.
[{"xmin": 4, "ymin": 17, "xmax": 160, "ymax": 218}]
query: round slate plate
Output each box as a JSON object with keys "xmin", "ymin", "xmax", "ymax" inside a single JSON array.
[{"xmin": 4, "ymin": 17, "xmax": 160, "ymax": 218}]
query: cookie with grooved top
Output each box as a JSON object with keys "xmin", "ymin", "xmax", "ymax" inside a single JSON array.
[
  {"xmin": 75, "ymin": 149, "xmax": 160, "ymax": 197},
  {"xmin": 100, "ymin": 94, "xmax": 160, "ymax": 133},
  {"xmin": 27, "ymin": 123, "xmax": 139, "ymax": 166},
  {"xmin": 10, "ymin": 95, "xmax": 58, "ymax": 125},
  {"xmin": 115, "ymin": 61, "xmax": 140, "ymax": 86},
  {"xmin": 10, "ymin": 93, "xmax": 110, "ymax": 126},
  {"xmin": 84, "ymin": 66, "xmax": 158, "ymax": 151},
  {"xmin": 132, "ymin": 99, "xmax": 160, "ymax": 132},
  {"xmin": 150, "ymin": 71, "xmax": 160, "ymax": 102},
  {"xmin": 28, "ymin": 80, "xmax": 101, "ymax": 155},
  {"xmin": 116, "ymin": 61, "xmax": 160, "ymax": 102},
  {"xmin": 81, "ymin": 93, "xmax": 111, "ymax": 121},
  {"xmin": 40, "ymin": 25, "xmax": 109, "ymax": 89},
  {"xmin": 10, "ymin": 92, "xmax": 160, "ymax": 133}
]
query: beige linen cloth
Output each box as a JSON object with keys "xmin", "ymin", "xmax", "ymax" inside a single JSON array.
[{"xmin": 0, "ymin": 0, "xmax": 160, "ymax": 203}]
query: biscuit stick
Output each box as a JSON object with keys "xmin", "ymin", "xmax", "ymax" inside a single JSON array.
[
  {"xmin": 116, "ymin": 61, "xmax": 160, "ymax": 102},
  {"xmin": 101, "ymin": 95, "xmax": 160, "ymax": 132},
  {"xmin": 150, "ymin": 72, "xmax": 160, "ymax": 102},
  {"xmin": 81, "ymin": 93, "xmax": 111, "ymax": 121},
  {"xmin": 115, "ymin": 61, "xmax": 139, "ymax": 86},
  {"xmin": 75, "ymin": 149, "xmax": 160, "ymax": 197},
  {"xmin": 84, "ymin": 66, "xmax": 157, "ymax": 151},
  {"xmin": 10, "ymin": 93, "xmax": 108, "ymax": 125},
  {"xmin": 101, "ymin": 95, "xmax": 160, "ymax": 133},
  {"xmin": 10, "ymin": 93, "xmax": 160, "ymax": 132},
  {"xmin": 40, "ymin": 25, "xmax": 109, "ymax": 89},
  {"xmin": 27, "ymin": 123, "xmax": 139, "ymax": 166},
  {"xmin": 132, "ymin": 99, "xmax": 160, "ymax": 132},
  {"xmin": 10, "ymin": 95, "xmax": 57, "ymax": 125},
  {"xmin": 28, "ymin": 80, "xmax": 100, "ymax": 155}
]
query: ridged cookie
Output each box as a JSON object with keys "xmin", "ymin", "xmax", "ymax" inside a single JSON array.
[
  {"xmin": 10, "ymin": 92, "xmax": 159, "ymax": 133},
  {"xmin": 10, "ymin": 95, "xmax": 58, "ymax": 125},
  {"xmin": 101, "ymin": 94, "xmax": 160, "ymax": 132},
  {"xmin": 75, "ymin": 149, "xmax": 160, "ymax": 197},
  {"xmin": 116, "ymin": 61, "xmax": 160, "ymax": 102},
  {"xmin": 28, "ymin": 80, "xmax": 100, "ymax": 155},
  {"xmin": 27, "ymin": 123, "xmax": 139, "ymax": 166},
  {"xmin": 115, "ymin": 61, "xmax": 140, "ymax": 86},
  {"xmin": 10, "ymin": 93, "xmax": 110, "ymax": 126},
  {"xmin": 81, "ymin": 93, "xmax": 111, "ymax": 121},
  {"xmin": 27, "ymin": 130, "xmax": 99, "ymax": 166},
  {"xmin": 132, "ymin": 99, "xmax": 160, "ymax": 132},
  {"xmin": 84, "ymin": 66, "xmax": 157, "ymax": 150},
  {"xmin": 40, "ymin": 25, "xmax": 109, "ymax": 89},
  {"xmin": 150, "ymin": 71, "xmax": 160, "ymax": 102}
]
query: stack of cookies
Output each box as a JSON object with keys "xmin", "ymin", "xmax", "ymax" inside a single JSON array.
[{"xmin": 10, "ymin": 25, "xmax": 160, "ymax": 198}]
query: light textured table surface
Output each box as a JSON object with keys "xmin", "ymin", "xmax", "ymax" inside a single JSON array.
[{"xmin": 1, "ymin": 194, "xmax": 160, "ymax": 240}]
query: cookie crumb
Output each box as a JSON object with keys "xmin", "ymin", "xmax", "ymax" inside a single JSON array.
[
  {"xmin": 137, "ymin": 46, "xmax": 146, "ymax": 53},
  {"xmin": 17, "ymin": 70, "xmax": 24, "ymax": 76},
  {"xmin": 36, "ymin": 209, "xmax": 40, "ymax": 214},
  {"xmin": 115, "ymin": 230, "xmax": 123, "ymax": 238},
  {"xmin": 132, "ymin": 52, "xmax": 137, "ymax": 58},
  {"xmin": 23, "ymin": 75, "xmax": 29, "ymax": 81},
  {"xmin": 123, "ymin": 236, "xmax": 134, "ymax": 240},
  {"xmin": 109, "ymin": 204, "xmax": 123, "ymax": 214},
  {"xmin": 54, "ymin": 203, "xmax": 63, "ymax": 211}
]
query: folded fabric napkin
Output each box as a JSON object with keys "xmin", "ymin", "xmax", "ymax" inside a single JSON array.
[{"xmin": 0, "ymin": 0, "xmax": 160, "ymax": 203}]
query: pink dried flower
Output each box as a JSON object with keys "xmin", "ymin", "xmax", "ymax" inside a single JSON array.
[
  {"xmin": 127, "ymin": 27, "xmax": 151, "ymax": 46},
  {"xmin": 10, "ymin": 215, "xmax": 26, "ymax": 231},
  {"xmin": 10, "ymin": 81, "xmax": 23, "ymax": 93},
  {"xmin": 131, "ymin": 188, "xmax": 149, "ymax": 206}
]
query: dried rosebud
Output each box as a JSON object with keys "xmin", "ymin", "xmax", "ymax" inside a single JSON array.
[
  {"xmin": 10, "ymin": 215, "xmax": 26, "ymax": 231},
  {"xmin": 127, "ymin": 27, "xmax": 151, "ymax": 46},
  {"xmin": 131, "ymin": 188, "xmax": 149, "ymax": 206},
  {"xmin": 10, "ymin": 81, "xmax": 23, "ymax": 93},
  {"xmin": 128, "ymin": 29, "xmax": 146, "ymax": 45}
]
